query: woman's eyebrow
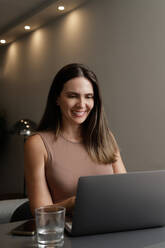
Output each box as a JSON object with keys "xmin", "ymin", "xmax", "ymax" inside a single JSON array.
[
  {"xmin": 65, "ymin": 91, "xmax": 79, "ymax": 94},
  {"xmin": 65, "ymin": 91, "xmax": 94, "ymax": 95},
  {"xmin": 86, "ymin": 93, "xmax": 94, "ymax": 95}
]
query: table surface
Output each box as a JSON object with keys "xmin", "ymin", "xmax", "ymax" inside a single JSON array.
[{"xmin": 1, "ymin": 221, "xmax": 165, "ymax": 248}]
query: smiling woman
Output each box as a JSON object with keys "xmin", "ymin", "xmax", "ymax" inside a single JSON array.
[
  {"xmin": 24, "ymin": 63, "xmax": 126, "ymax": 216},
  {"xmin": 56, "ymin": 77, "xmax": 94, "ymax": 130}
]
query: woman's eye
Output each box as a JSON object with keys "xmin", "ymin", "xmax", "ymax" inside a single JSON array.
[
  {"xmin": 68, "ymin": 95, "xmax": 76, "ymax": 98},
  {"xmin": 67, "ymin": 94, "xmax": 93, "ymax": 99},
  {"xmin": 86, "ymin": 95, "xmax": 94, "ymax": 99}
]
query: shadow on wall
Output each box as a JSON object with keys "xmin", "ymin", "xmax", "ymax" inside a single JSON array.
[{"xmin": 0, "ymin": 110, "xmax": 8, "ymax": 157}]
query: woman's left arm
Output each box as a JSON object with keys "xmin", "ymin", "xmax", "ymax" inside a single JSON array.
[{"xmin": 112, "ymin": 151, "xmax": 127, "ymax": 174}]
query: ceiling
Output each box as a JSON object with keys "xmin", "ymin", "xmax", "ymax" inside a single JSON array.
[{"xmin": 0, "ymin": 0, "xmax": 88, "ymax": 45}]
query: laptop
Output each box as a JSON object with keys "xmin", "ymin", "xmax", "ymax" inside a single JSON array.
[{"xmin": 65, "ymin": 170, "xmax": 165, "ymax": 236}]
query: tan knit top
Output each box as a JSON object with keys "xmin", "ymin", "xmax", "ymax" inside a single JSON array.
[{"xmin": 38, "ymin": 131, "xmax": 114, "ymax": 203}]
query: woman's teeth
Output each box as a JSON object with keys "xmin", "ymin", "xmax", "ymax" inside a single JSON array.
[{"xmin": 72, "ymin": 111, "xmax": 86, "ymax": 117}]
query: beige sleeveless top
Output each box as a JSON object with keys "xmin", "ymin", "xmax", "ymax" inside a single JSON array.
[{"xmin": 38, "ymin": 131, "xmax": 114, "ymax": 203}]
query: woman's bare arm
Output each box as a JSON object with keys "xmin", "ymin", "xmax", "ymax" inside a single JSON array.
[
  {"xmin": 112, "ymin": 151, "xmax": 127, "ymax": 174},
  {"xmin": 24, "ymin": 134, "xmax": 75, "ymax": 216},
  {"xmin": 24, "ymin": 135, "xmax": 53, "ymax": 215}
]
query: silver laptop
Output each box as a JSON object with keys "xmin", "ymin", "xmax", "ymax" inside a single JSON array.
[{"xmin": 65, "ymin": 170, "xmax": 165, "ymax": 236}]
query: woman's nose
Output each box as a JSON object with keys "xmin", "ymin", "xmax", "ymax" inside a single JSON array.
[{"xmin": 77, "ymin": 97, "xmax": 85, "ymax": 108}]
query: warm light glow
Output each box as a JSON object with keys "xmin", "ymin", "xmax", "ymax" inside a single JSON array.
[
  {"xmin": 28, "ymin": 29, "xmax": 47, "ymax": 65},
  {"xmin": 24, "ymin": 25, "xmax": 31, "ymax": 30},
  {"xmin": 0, "ymin": 39, "xmax": 6, "ymax": 44},
  {"xmin": 3, "ymin": 42, "xmax": 19, "ymax": 78},
  {"xmin": 58, "ymin": 6, "xmax": 65, "ymax": 11}
]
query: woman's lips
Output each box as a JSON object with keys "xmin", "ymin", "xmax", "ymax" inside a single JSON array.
[{"xmin": 71, "ymin": 111, "xmax": 86, "ymax": 117}]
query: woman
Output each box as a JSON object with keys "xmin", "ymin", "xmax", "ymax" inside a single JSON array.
[{"xmin": 24, "ymin": 63, "xmax": 126, "ymax": 216}]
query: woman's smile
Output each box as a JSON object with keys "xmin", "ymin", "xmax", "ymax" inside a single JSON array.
[
  {"xmin": 71, "ymin": 110, "xmax": 87, "ymax": 117},
  {"xmin": 57, "ymin": 77, "xmax": 94, "ymax": 126}
]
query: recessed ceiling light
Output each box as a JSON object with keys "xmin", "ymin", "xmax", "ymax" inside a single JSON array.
[
  {"xmin": 0, "ymin": 39, "xmax": 6, "ymax": 44},
  {"xmin": 57, "ymin": 6, "xmax": 65, "ymax": 11},
  {"xmin": 24, "ymin": 25, "xmax": 31, "ymax": 30}
]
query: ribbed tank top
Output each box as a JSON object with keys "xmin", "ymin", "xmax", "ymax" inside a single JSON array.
[{"xmin": 38, "ymin": 131, "xmax": 114, "ymax": 203}]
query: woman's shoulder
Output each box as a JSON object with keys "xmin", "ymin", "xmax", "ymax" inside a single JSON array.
[
  {"xmin": 27, "ymin": 130, "xmax": 54, "ymax": 143},
  {"xmin": 24, "ymin": 133, "xmax": 47, "ymax": 154},
  {"xmin": 25, "ymin": 133, "xmax": 42, "ymax": 145}
]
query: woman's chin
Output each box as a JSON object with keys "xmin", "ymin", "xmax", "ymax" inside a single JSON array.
[{"xmin": 71, "ymin": 116, "xmax": 87, "ymax": 125}]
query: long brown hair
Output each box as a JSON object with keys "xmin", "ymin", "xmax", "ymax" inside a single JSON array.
[{"xmin": 38, "ymin": 63, "xmax": 118, "ymax": 164}]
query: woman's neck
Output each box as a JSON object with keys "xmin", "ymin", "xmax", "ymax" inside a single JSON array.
[{"xmin": 60, "ymin": 125, "xmax": 82, "ymax": 143}]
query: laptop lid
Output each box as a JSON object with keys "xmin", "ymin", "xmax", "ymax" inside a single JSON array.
[{"xmin": 69, "ymin": 170, "xmax": 165, "ymax": 236}]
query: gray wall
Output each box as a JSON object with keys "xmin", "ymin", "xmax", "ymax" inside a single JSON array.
[{"xmin": 1, "ymin": 0, "xmax": 165, "ymax": 195}]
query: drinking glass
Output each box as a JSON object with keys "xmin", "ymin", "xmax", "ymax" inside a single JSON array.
[{"xmin": 35, "ymin": 205, "xmax": 65, "ymax": 245}]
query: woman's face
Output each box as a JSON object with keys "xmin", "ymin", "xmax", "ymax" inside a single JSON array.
[{"xmin": 57, "ymin": 77, "xmax": 94, "ymax": 127}]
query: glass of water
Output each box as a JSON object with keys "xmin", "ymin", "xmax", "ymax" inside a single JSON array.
[{"xmin": 35, "ymin": 205, "xmax": 66, "ymax": 245}]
